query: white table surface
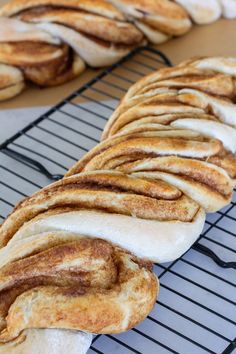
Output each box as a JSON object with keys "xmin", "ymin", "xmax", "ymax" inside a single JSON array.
[{"xmin": 0, "ymin": 106, "xmax": 49, "ymax": 144}]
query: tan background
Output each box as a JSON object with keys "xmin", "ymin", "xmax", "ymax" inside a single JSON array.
[{"xmin": 0, "ymin": 0, "xmax": 236, "ymax": 110}]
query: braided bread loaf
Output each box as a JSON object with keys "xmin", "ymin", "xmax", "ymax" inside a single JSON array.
[
  {"xmin": 0, "ymin": 0, "xmax": 236, "ymax": 102},
  {"xmin": 0, "ymin": 57, "xmax": 236, "ymax": 353},
  {"xmin": 0, "ymin": 173, "xmax": 158, "ymax": 352},
  {"xmin": 0, "ymin": 0, "xmax": 191, "ymax": 101},
  {"xmin": 67, "ymin": 56, "xmax": 236, "ymax": 242}
]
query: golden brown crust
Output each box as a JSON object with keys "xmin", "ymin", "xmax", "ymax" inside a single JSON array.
[
  {"xmin": 66, "ymin": 132, "xmax": 234, "ymax": 212},
  {"xmin": 0, "ymin": 42, "xmax": 85, "ymax": 86},
  {"xmin": 24, "ymin": 52, "xmax": 85, "ymax": 87},
  {"xmin": 66, "ymin": 131, "xmax": 202, "ymax": 175},
  {"xmin": 82, "ymin": 136, "xmax": 222, "ymax": 170},
  {"xmin": 108, "ymin": 0, "xmax": 192, "ymax": 36},
  {"xmin": 17, "ymin": 8, "xmax": 143, "ymax": 45},
  {"xmin": 102, "ymin": 58, "xmax": 236, "ymax": 157},
  {"xmin": 122, "ymin": 64, "xmax": 236, "ymax": 106},
  {"xmin": 138, "ymin": 74, "xmax": 234, "ymax": 97},
  {"xmin": 122, "ymin": 66, "xmax": 225, "ymax": 101},
  {"xmin": 111, "ymin": 0, "xmax": 189, "ymax": 19},
  {"xmin": 209, "ymin": 152, "xmax": 236, "ymax": 179},
  {"xmin": 106, "ymin": 102, "xmax": 204, "ymax": 138},
  {"xmin": 102, "ymin": 65, "xmax": 235, "ymax": 140},
  {"xmin": 0, "ymin": 236, "xmax": 158, "ymax": 340},
  {"xmin": 0, "ymin": 16, "xmax": 87, "ymax": 91},
  {"xmin": 115, "ymin": 112, "xmax": 218, "ymax": 136},
  {"xmin": 68, "ymin": 130, "xmax": 220, "ymax": 172},
  {"xmin": 0, "ymin": 0, "xmax": 142, "ymax": 97},
  {"xmin": 0, "ymin": 42, "xmax": 68, "ymax": 67},
  {"xmin": 0, "ymin": 0, "xmax": 124, "ymax": 20},
  {"xmin": 99, "ymin": 56, "xmax": 236, "ymax": 213},
  {"xmin": 0, "ymin": 171, "xmax": 202, "ymax": 248},
  {"xmin": 117, "ymin": 156, "xmax": 232, "ymax": 197}
]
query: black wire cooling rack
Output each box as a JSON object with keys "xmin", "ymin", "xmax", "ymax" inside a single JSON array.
[{"xmin": 0, "ymin": 47, "xmax": 235, "ymax": 354}]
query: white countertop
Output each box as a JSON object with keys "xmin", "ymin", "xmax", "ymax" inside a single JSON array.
[{"xmin": 0, "ymin": 106, "xmax": 49, "ymax": 144}]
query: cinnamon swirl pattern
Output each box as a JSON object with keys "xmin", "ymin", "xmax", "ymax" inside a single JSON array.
[
  {"xmin": 0, "ymin": 172, "xmax": 159, "ymax": 352},
  {"xmin": 0, "ymin": 0, "xmax": 190, "ymax": 101},
  {"xmin": 1, "ymin": 56, "xmax": 236, "ymax": 353},
  {"xmin": 0, "ymin": 0, "xmax": 236, "ymax": 101}
]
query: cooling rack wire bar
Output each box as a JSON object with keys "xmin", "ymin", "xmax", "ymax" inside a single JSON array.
[{"xmin": 0, "ymin": 47, "xmax": 235, "ymax": 354}]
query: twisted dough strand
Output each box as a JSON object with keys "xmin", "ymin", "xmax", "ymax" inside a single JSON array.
[
  {"xmin": 97, "ymin": 57, "xmax": 236, "ymax": 209},
  {"xmin": 68, "ymin": 57, "xmax": 236, "ymax": 212},
  {"xmin": 0, "ymin": 170, "xmax": 163, "ymax": 351},
  {"xmin": 0, "ymin": 0, "xmax": 236, "ymax": 101},
  {"xmin": 0, "ymin": 236, "xmax": 157, "ymax": 341},
  {"xmin": 0, "ymin": 0, "xmax": 190, "ymax": 101},
  {"xmin": 1, "ymin": 56, "xmax": 236, "ymax": 353}
]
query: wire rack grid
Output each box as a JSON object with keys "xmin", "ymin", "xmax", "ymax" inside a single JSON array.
[{"xmin": 0, "ymin": 47, "xmax": 235, "ymax": 354}]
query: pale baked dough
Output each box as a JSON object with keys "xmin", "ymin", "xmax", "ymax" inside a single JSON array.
[
  {"xmin": 0, "ymin": 17, "xmax": 60, "ymax": 44},
  {"xmin": 36, "ymin": 23, "xmax": 132, "ymax": 67},
  {"xmin": 177, "ymin": 88, "xmax": 236, "ymax": 128},
  {"xmin": 171, "ymin": 118, "xmax": 236, "ymax": 152},
  {"xmin": 175, "ymin": 0, "xmax": 222, "ymax": 24},
  {"xmin": 220, "ymin": 0, "xmax": 236, "ymax": 18},
  {"xmin": 0, "ymin": 63, "xmax": 25, "ymax": 101},
  {"xmin": 0, "ymin": 329, "xmax": 92, "ymax": 354},
  {"xmin": 9, "ymin": 209, "xmax": 205, "ymax": 263}
]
